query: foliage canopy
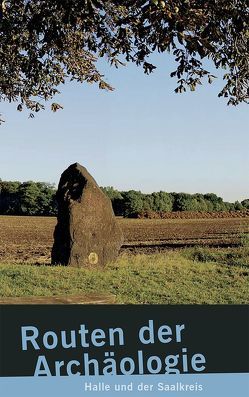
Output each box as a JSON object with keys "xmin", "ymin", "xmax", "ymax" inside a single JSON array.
[{"xmin": 0, "ymin": 0, "xmax": 248, "ymax": 119}]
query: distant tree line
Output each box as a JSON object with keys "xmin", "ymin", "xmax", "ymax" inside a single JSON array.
[
  {"xmin": 101, "ymin": 187, "xmax": 249, "ymax": 218},
  {"xmin": 0, "ymin": 180, "xmax": 57, "ymax": 216},
  {"xmin": 0, "ymin": 180, "xmax": 248, "ymax": 217}
]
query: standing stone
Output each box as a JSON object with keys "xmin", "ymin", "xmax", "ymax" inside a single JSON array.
[{"xmin": 51, "ymin": 163, "xmax": 123, "ymax": 267}]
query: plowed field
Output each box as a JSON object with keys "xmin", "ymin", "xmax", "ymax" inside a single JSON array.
[{"xmin": 0, "ymin": 215, "xmax": 249, "ymax": 264}]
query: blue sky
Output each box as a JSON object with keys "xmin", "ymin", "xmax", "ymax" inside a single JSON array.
[{"xmin": 0, "ymin": 54, "xmax": 248, "ymax": 202}]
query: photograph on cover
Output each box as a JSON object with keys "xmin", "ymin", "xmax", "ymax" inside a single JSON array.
[{"xmin": 0, "ymin": 2, "xmax": 248, "ymax": 306}]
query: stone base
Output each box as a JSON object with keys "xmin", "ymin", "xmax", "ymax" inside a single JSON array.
[{"xmin": 0, "ymin": 293, "xmax": 116, "ymax": 304}]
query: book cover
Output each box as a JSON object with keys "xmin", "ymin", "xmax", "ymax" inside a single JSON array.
[{"xmin": 0, "ymin": 1, "xmax": 248, "ymax": 396}]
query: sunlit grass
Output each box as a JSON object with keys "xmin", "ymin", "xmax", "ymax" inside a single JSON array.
[{"xmin": 0, "ymin": 249, "xmax": 248, "ymax": 304}]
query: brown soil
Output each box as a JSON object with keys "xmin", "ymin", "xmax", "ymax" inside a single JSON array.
[
  {"xmin": 138, "ymin": 210, "xmax": 249, "ymax": 219},
  {"xmin": 0, "ymin": 215, "xmax": 249, "ymax": 264}
]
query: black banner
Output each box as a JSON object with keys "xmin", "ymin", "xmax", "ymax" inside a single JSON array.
[{"xmin": 0, "ymin": 305, "xmax": 248, "ymax": 377}]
